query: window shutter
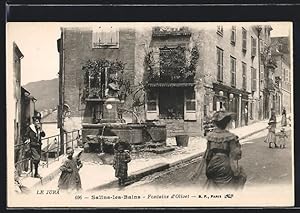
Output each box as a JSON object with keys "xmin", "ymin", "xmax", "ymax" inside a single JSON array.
[
  {"xmin": 260, "ymin": 40, "xmax": 264, "ymax": 53},
  {"xmin": 184, "ymin": 88, "xmax": 196, "ymax": 121},
  {"xmin": 252, "ymin": 67, "xmax": 257, "ymax": 91},
  {"xmin": 251, "ymin": 37, "xmax": 257, "ymax": 57}
]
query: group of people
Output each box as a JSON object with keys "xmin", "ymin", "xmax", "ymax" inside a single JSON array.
[
  {"xmin": 19, "ymin": 107, "xmax": 290, "ymax": 192},
  {"xmin": 264, "ymin": 108, "xmax": 289, "ymax": 149}
]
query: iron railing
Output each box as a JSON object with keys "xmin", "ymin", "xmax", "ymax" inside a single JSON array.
[{"xmin": 14, "ymin": 129, "xmax": 82, "ymax": 178}]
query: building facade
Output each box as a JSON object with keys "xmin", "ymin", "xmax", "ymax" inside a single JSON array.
[
  {"xmin": 271, "ymin": 36, "xmax": 291, "ymax": 115},
  {"xmin": 58, "ymin": 24, "xmax": 270, "ymax": 136}
]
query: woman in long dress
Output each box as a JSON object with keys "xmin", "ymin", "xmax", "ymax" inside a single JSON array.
[
  {"xmin": 281, "ymin": 107, "xmax": 287, "ymax": 127},
  {"xmin": 190, "ymin": 111, "xmax": 247, "ymax": 189},
  {"xmin": 264, "ymin": 120, "xmax": 278, "ymax": 148}
]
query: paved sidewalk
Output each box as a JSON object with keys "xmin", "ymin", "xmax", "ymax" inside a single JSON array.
[{"xmin": 20, "ymin": 114, "xmax": 288, "ymax": 191}]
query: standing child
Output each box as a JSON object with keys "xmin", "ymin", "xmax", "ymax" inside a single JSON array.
[
  {"xmin": 264, "ymin": 120, "xmax": 278, "ymax": 148},
  {"xmin": 113, "ymin": 141, "xmax": 131, "ymax": 187},
  {"xmin": 58, "ymin": 147, "xmax": 82, "ymax": 192},
  {"xmin": 276, "ymin": 128, "xmax": 288, "ymax": 149}
]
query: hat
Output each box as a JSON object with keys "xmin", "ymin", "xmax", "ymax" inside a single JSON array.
[
  {"xmin": 212, "ymin": 111, "xmax": 235, "ymax": 122},
  {"xmin": 32, "ymin": 111, "xmax": 42, "ymax": 120}
]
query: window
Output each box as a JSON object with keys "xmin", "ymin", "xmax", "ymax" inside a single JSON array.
[
  {"xmin": 242, "ymin": 62, "xmax": 247, "ymax": 90},
  {"xmin": 260, "ymin": 39, "xmax": 264, "ymax": 54},
  {"xmin": 146, "ymin": 89, "xmax": 159, "ymax": 120},
  {"xmin": 185, "ymin": 88, "xmax": 196, "ymax": 111},
  {"xmin": 251, "ymin": 67, "xmax": 257, "ymax": 92},
  {"xmin": 217, "ymin": 26, "xmax": 223, "ymax": 36},
  {"xmin": 159, "ymin": 46, "xmax": 186, "ymax": 81},
  {"xmin": 251, "ymin": 36, "xmax": 257, "ymax": 57},
  {"xmin": 217, "ymin": 47, "xmax": 224, "ymax": 82},
  {"xmin": 242, "ymin": 28, "xmax": 247, "ymax": 52},
  {"xmin": 146, "ymin": 90, "xmax": 158, "ymax": 111},
  {"xmin": 231, "ymin": 26, "xmax": 236, "ymax": 45},
  {"xmin": 184, "ymin": 87, "xmax": 196, "ymax": 120},
  {"xmin": 230, "ymin": 56, "xmax": 236, "ymax": 87},
  {"xmin": 92, "ymin": 26, "xmax": 119, "ymax": 48},
  {"xmin": 260, "ymin": 64, "xmax": 264, "ymax": 88}
]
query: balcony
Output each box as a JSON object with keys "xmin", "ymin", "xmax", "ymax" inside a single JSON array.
[{"xmin": 152, "ymin": 27, "xmax": 191, "ymax": 37}]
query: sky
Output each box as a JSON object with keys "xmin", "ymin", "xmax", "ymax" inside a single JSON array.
[{"xmin": 6, "ymin": 22, "xmax": 291, "ymax": 86}]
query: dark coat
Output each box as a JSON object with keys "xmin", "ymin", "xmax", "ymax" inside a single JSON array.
[
  {"xmin": 113, "ymin": 151, "xmax": 131, "ymax": 179},
  {"xmin": 24, "ymin": 124, "xmax": 46, "ymax": 164},
  {"xmin": 204, "ymin": 128, "xmax": 246, "ymax": 189}
]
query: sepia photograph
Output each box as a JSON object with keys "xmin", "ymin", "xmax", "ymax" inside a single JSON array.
[{"xmin": 6, "ymin": 22, "xmax": 293, "ymax": 207}]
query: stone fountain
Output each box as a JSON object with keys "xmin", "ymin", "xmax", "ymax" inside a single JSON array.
[{"xmin": 81, "ymin": 68, "xmax": 168, "ymax": 159}]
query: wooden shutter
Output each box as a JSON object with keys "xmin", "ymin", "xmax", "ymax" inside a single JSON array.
[{"xmin": 252, "ymin": 67, "xmax": 257, "ymax": 91}]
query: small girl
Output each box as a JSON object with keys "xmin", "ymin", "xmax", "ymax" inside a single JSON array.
[
  {"xmin": 264, "ymin": 120, "xmax": 278, "ymax": 148},
  {"xmin": 113, "ymin": 141, "xmax": 131, "ymax": 187},
  {"xmin": 276, "ymin": 128, "xmax": 288, "ymax": 149}
]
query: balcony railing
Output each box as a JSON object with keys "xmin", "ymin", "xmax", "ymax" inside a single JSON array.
[{"xmin": 152, "ymin": 27, "xmax": 191, "ymax": 37}]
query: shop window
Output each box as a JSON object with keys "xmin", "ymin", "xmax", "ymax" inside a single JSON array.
[
  {"xmin": 230, "ymin": 56, "xmax": 236, "ymax": 87},
  {"xmin": 92, "ymin": 26, "xmax": 119, "ymax": 48},
  {"xmin": 146, "ymin": 89, "xmax": 159, "ymax": 120},
  {"xmin": 159, "ymin": 88, "xmax": 184, "ymax": 119},
  {"xmin": 217, "ymin": 47, "xmax": 223, "ymax": 82},
  {"xmin": 184, "ymin": 87, "xmax": 196, "ymax": 120},
  {"xmin": 231, "ymin": 26, "xmax": 236, "ymax": 45},
  {"xmin": 242, "ymin": 28, "xmax": 247, "ymax": 52}
]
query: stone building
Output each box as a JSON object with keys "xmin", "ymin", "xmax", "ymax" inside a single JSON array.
[
  {"xmin": 58, "ymin": 24, "xmax": 270, "ymax": 136},
  {"xmin": 271, "ymin": 36, "xmax": 291, "ymax": 115}
]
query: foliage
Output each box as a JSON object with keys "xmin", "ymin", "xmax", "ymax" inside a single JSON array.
[
  {"xmin": 81, "ymin": 59, "xmax": 130, "ymax": 103},
  {"xmin": 144, "ymin": 45, "xmax": 199, "ymax": 83}
]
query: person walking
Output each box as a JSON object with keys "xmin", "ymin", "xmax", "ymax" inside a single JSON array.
[
  {"xmin": 58, "ymin": 147, "xmax": 82, "ymax": 192},
  {"xmin": 281, "ymin": 107, "xmax": 287, "ymax": 127},
  {"xmin": 244, "ymin": 105, "xmax": 248, "ymax": 126},
  {"xmin": 113, "ymin": 141, "xmax": 131, "ymax": 187},
  {"xmin": 24, "ymin": 111, "xmax": 46, "ymax": 178},
  {"xmin": 264, "ymin": 120, "xmax": 278, "ymax": 148},
  {"xmin": 190, "ymin": 111, "xmax": 247, "ymax": 189}
]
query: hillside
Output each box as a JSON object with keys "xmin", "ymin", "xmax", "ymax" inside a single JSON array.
[{"xmin": 23, "ymin": 78, "xmax": 59, "ymax": 111}]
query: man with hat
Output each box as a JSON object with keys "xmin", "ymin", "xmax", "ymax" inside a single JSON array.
[{"xmin": 24, "ymin": 111, "xmax": 46, "ymax": 178}]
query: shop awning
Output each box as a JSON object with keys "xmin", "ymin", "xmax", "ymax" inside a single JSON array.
[
  {"xmin": 148, "ymin": 82, "xmax": 195, "ymax": 87},
  {"xmin": 212, "ymin": 82, "xmax": 251, "ymax": 96}
]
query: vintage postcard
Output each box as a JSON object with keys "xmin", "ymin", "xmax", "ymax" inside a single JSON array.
[{"xmin": 6, "ymin": 22, "xmax": 294, "ymax": 207}]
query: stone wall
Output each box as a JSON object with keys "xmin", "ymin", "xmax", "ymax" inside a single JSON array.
[{"xmin": 62, "ymin": 27, "xmax": 136, "ymax": 118}]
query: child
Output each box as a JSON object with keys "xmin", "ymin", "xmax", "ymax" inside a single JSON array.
[
  {"xmin": 264, "ymin": 120, "xmax": 278, "ymax": 148},
  {"xmin": 276, "ymin": 128, "xmax": 288, "ymax": 149},
  {"xmin": 58, "ymin": 147, "xmax": 82, "ymax": 192},
  {"xmin": 113, "ymin": 141, "xmax": 131, "ymax": 187}
]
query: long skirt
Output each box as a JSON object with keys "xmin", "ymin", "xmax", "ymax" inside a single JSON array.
[
  {"xmin": 281, "ymin": 115, "xmax": 287, "ymax": 126},
  {"xmin": 206, "ymin": 153, "xmax": 246, "ymax": 189},
  {"xmin": 264, "ymin": 132, "xmax": 276, "ymax": 144}
]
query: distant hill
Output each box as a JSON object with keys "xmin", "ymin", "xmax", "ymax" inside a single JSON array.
[{"xmin": 23, "ymin": 78, "xmax": 59, "ymax": 112}]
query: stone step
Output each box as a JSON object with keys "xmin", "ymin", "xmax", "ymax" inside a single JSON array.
[{"xmin": 144, "ymin": 146, "xmax": 176, "ymax": 154}]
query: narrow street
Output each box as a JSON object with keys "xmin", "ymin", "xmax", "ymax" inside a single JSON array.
[
  {"xmin": 125, "ymin": 129, "xmax": 293, "ymax": 190},
  {"xmin": 40, "ymin": 128, "xmax": 293, "ymax": 192}
]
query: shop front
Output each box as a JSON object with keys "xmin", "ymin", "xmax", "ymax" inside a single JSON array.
[{"xmin": 212, "ymin": 83, "xmax": 250, "ymax": 128}]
